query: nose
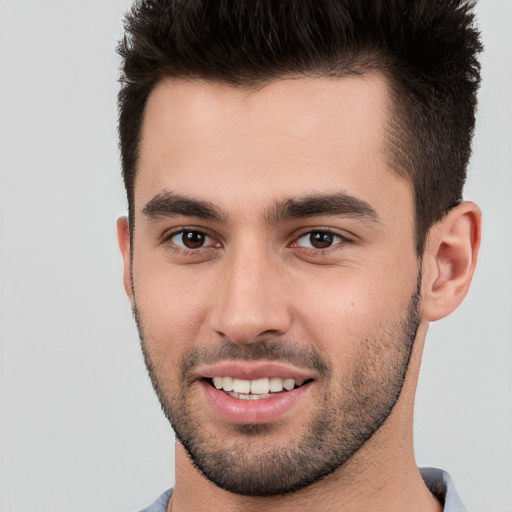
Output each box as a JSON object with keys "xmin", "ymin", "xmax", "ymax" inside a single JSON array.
[{"xmin": 210, "ymin": 245, "xmax": 292, "ymax": 345}]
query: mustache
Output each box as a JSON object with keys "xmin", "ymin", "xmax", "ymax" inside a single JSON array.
[{"xmin": 179, "ymin": 339, "xmax": 331, "ymax": 380}]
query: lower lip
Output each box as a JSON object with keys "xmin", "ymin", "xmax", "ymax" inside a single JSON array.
[{"xmin": 200, "ymin": 380, "xmax": 313, "ymax": 424}]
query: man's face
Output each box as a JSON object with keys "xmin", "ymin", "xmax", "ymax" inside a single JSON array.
[{"xmin": 124, "ymin": 75, "xmax": 422, "ymax": 495}]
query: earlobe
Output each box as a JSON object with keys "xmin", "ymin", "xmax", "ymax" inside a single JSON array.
[
  {"xmin": 116, "ymin": 216, "xmax": 134, "ymax": 300},
  {"xmin": 421, "ymin": 202, "xmax": 482, "ymax": 322}
]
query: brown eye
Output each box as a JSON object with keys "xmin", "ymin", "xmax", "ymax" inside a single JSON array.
[
  {"xmin": 182, "ymin": 231, "xmax": 205, "ymax": 248},
  {"xmin": 309, "ymin": 232, "xmax": 334, "ymax": 248},
  {"xmin": 170, "ymin": 230, "xmax": 213, "ymax": 249},
  {"xmin": 295, "ymin": 230, "xmax": 344, "ymax": 250}
]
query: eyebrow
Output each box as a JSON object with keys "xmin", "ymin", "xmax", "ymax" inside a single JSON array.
[
  {"xmin": 142, "ymin": 191, "xmax": 224, "ymax": 221},
  {"xmin": 142, "ymin": 190, "xmax": 379, "ymax": 225},
  {"xmin": 266, "ymin": 192, "xmax": 380, "ymax": 224}
]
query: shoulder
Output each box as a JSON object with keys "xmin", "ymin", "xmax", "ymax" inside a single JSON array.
[
  {"xmin": 420, "ymin": 467, "xmax": 468, "ymax": 512},
  {"xmin": 137, "ymin": 488, "xmax": 173, "ymax": 512}
]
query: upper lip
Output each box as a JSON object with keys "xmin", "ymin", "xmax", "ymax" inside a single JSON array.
[{"xmin": 195, "ymin": 361, "xmax": 317, "ymax": 381}]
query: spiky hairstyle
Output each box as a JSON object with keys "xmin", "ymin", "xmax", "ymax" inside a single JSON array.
[{"xmin": 118, "ymin": 0, "xmax": 482, "ymax": 254}]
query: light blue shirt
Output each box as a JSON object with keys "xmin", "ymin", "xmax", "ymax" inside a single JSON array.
[{"xmin": 139, "ymin": 467, "xmax": 467, "ymax": 512}]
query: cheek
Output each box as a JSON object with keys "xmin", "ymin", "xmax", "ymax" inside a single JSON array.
[
  {"xmin": 294, "ymin": 264, "xmax": 417, "ymax": 357},
  {"xmin": 132, "ymin": 257, "xmax": 215, "ymax": 357}
]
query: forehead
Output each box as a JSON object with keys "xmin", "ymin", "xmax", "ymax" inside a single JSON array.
[{"xmin": 136, "ymin": 74, "xmax": 411, "ymax": 223}]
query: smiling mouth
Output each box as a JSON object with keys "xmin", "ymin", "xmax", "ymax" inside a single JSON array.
[{"xmin": 206, "ymin": 376, "xmax": 313, "ymax": 400}]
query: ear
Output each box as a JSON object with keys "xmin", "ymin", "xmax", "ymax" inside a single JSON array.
[
  {"xmin": 421, "ymin": 202, "xmax": 482, "ymax": 322},
  {"xmin": 117, "ymin": 216, "xmax": 134, "ymax": 300}
]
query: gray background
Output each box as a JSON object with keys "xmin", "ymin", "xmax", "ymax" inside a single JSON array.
[{"xmin": 0, "ymin": 1, "xmax": 510, "ymax": 511}]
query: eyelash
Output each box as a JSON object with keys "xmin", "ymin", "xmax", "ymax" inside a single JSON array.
[
  {"xmin": 162, "ymin": 227, "xmax": 352, "ymax": 257},
  {"xmin": 164, "ymin": 228, "xmax": 220, "ymax": 255},
  {"xmin": 291, "ymin": 229, "xmax": 350, "ymax": 254}
]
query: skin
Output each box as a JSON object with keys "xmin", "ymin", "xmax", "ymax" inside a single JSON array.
[{"xmin": 118, "ymin": 74, "xmax": 481, "ymax": 511}]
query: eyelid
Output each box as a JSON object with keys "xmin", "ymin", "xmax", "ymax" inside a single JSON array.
[
  {"xmin": 289, "ymin": 228, "xmax": 355, "ymax": 256},
  {"xmin": 162, "ymin": 226, "xmax": 222, "ymax": 250},
  {"xmin": 292, "ymin": 228, "xmax": 352, "ymax": 244}
]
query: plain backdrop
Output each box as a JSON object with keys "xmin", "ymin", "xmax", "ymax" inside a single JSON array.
[{"xmin": 0, "ymin": 1, "xmax": 510, "ymax": 511}]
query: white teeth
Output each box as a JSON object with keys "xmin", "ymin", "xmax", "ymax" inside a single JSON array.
[
  {"xmin": 269, "ymin": 377, "xmax": 284, "ymax": 392},
  {"xmin": 233, "ymin": 378, "xmax": 251, "ymax": 393},
  {"xmin": 283, "ymin": 378, "xmax": 295, "ymax": 391},
  {"xmin": 211, "ymin": 376, "xmax": 308, "ymax": 395},
  {"xmin": 222, "ymin": 376, "xmax": 234, "ymax": 392},
  {"xmin": 228, "ymin": 391, "xmax": 273, "ymax": 400},
  {"xmin": 250, "ymin": 378, "xmax": 270, "ymax": 394}
]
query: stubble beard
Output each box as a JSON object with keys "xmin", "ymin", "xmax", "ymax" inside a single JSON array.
[{"xmin": 133, "ymin": 277, "xmax": 421, "ymax": 497}]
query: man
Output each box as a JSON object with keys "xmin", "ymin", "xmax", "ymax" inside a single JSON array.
[{"xmin": 116, "ymin": 1, "xmax": 482, "ymax": 510}]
